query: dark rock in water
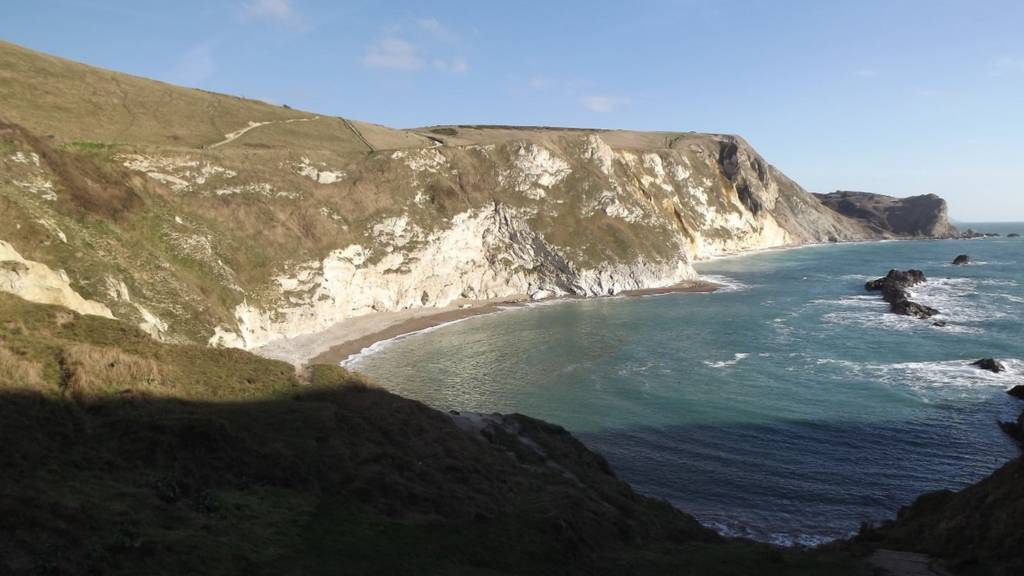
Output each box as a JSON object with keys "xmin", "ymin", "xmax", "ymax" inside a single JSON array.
[
  {"xmin": 932, "ymin": 320, "xmax": 948, "ymax": 327},
  {"xmin": 892, "ymin": 299, "xmax": 939, "ymax": 319},
  {"xmin": 952, "ymin": 254, "xmax": 970, "ymax": 266},
  {"xmin": 865, "ymin": 269, "xmax": 936, "ymax": 318},
  {"xmin": 1008, "ymin": 385, "xmax": 1024, "ymax": 399},
  {"xmin": 1008, "ymin": 233, "xmax": 1020, "ymax": 238},
  {"xmin": 865, "ymin": 269, "xmax": 926, "ymax": 291},
  {"xmin": 971, "ymin": 358, "xmax": 1006, "ymax": 373},
  {"xmin": 960, "ymin": 229, "xmax": 1001, "ymax": 239},
  {"xmin": 998, "ymin": 410, "xmax": 1024, "ymax": 445}
]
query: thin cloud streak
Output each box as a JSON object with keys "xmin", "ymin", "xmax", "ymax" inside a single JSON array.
[{"xmin": 364, "ymin": 37, "xmax": 423, "ymax": 70}]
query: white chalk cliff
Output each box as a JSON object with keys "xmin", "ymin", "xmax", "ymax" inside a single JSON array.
[
  {"xmin": 207, "ymin": 131, "xmax": 867, "ymax": 349},
  {"xmin": 0, "ymin": 240, "xmax": 113, "ymax": 318}
]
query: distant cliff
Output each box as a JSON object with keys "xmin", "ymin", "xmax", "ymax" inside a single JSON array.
[{"xmin": 814, "ymin": 191, "xmax": 957, "ymax": 238}]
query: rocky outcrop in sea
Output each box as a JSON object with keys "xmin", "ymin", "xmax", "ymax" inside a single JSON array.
[{"xmin": 865, "ymin": 269, "xmax": 938, "ymax": 319}]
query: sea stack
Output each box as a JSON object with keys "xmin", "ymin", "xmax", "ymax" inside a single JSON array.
[
  {"xmin": 865, "ymin": 269, "xmax": 938, "ymax": 319},
  {"xmin": 952, "ymin": 254, "xmax": 970, "ymax": 266}
]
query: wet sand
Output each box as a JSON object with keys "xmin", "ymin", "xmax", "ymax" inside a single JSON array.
[{"xmin": 255, "ymin": 280, "xmax": 719, "ymax": 368}]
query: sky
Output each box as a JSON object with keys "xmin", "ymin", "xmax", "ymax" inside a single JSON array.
[{"xmin": 3, "ymin": 0, "xmax": 1023, "ymax": 221}]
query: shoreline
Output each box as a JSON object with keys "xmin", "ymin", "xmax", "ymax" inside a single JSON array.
[
  {"xmin": 259, "ymin": 233, "xmax": 1001, "ymax": 369},
  {"xmin": 256, "ymin": 280, "xmax": 719, "ymax": 368}
]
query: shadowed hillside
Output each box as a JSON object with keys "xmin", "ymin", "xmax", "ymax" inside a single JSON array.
[{"xmin": 0, "ymin": 293, "xmax": 871, "ymax": 575}]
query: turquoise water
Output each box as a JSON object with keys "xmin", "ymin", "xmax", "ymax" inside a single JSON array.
[{"xmin": 348, "ymin": 224, "xmax": 1024, "ymax": 545}]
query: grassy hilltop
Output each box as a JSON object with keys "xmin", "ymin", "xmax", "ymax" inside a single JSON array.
[{"xmin": 1, "ymin": 39, "xmax": 874, "ymax": 348}]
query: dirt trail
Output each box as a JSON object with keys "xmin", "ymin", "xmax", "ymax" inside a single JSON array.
[
  {"xmin": 868, "ymin": 550, "xmax": 952, "ymax": 576},
  {"xmin": 207, "ymin": 116, "xmax": 320, "ymax": 149}
]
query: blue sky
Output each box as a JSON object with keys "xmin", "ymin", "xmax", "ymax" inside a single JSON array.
[{"xmin": 3, "ymin": 0, "xmax": 1023, "ymax": 221}]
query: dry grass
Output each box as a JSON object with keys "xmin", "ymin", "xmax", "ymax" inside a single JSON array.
[
  {"xmin": 0, "ymin": 119, "xmax": 146, "ymax": 221},
  {"xmin": 0, "ymin": 345, "xmax": 43, "ymax": 388},
  {"xmin": 60, "ymin": 343, "xmax": 162, "ymax": 399},
  {"xmin": 0, "ymin": 40, "xmax": 310, "ymax": 148}
]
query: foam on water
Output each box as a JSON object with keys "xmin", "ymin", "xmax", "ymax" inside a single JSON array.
[
  {"xmin": 701, "ymin": 274, "xmax": 749, "ymax": 292},
  {"xmin": 704, "ymin": 352, "xmax": 750, "ymax": 368},
  {"xmin": 701, "ymin": 520, "xmax": 843, "ymax": 548},
  {"xmin": 340, "ymin": 313, "xmax": 497, "ymax": 367},
  {"xmin": 817, "ymin": 358, "xmax": 1024, "ymax": 396}
]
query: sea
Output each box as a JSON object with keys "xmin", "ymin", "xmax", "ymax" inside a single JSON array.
[{"xmin": 346, "ymin": 223, "xmax": 1024, "ymax": 546}]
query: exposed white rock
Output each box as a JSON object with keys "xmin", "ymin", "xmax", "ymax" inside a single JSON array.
[
  {"xmin": 119, "ymin": 154, "xmax": 235, "ymax": 192},
  {"xmin": 582, "ymin": 134, "xmax": 616, "ymax": 175},
  {"xmin": 209, "ymin": 204, "xmax": 696, "ymax": 349},
  {"xmin": 13, "ymin": 175, "xmax": 56, "ymax": 200},
  {"xmin": 318, "ymin": 206, "xmax": 348, "ymax": 226},
  {"xmin": 214, "ymin": 182, "xmax": 274, "ymax": 197},
  {"xmin": 136, "ymin": 305, "xmax": 169, "ymax": 339},
  {"xmin": 641, "ymin": 153, "xmax": 675, "ymax": 193},
  {"xmin": 500, "ymin": 143, "xmax": 571, "ymax": 200},
  {"xmin": 294, "ymin": 157, "xmax": 344, "ymax": 184},
  {"xmin": 0, "ymin": 240, "xmax": 113, "ymax": 318},
  {"xmin": 393, "ymin": 149, "xmax": 447, "ymax": 173},
  {"xmin": 9, "ymin": 151, "xmax": 40, "ymax": 166},
  {"xmin": 105, "ymin": 277, "xmax": 132, "ymax": 302},
  {"xmin": 371, "ymin": 215, "xmax": 421, "ymax": 247},
  {"xmin": 597, "ymin": 191, "xmax": 646, "ymax": 223},
  {"xmin": 146, "ymin": 172, "xmax": 191, "ymax": 192},
  {"xmin": 671, "ymin": 160, "xmax": 691, "ymax": 182},
  {"xmin": 104, "ymin": 276, "xmax": 169, "ymax": 339},
  {"xmin": 31, "ymin": 219, "xmax": 66, "ymax": 243}
]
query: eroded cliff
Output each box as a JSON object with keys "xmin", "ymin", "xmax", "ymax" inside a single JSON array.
[{"xmin": 0, "ymin": 40, "xmax": 943, "ymax": 350}]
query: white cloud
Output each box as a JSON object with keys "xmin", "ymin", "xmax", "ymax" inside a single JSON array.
[
  {"xmin": 433, "ymin": 57, "xmax": 469, "ymax": 74},
  {"xmin": 580, "ymin": 95, "xmax": 620, "ymax": 113},
  {"xmin": 527, "ymin": 76, "xmax": 557, "ymax": 90},
  {"xmin": 989, "ymin": 55, "xmax": 1024, "ymax": 75},
  {"xmin": 365, "ymin": 18, "xmax": 469, "ymax": 74},
  {"xmin": 169, "ymin": 43, "xmax": 216, "ymax": 87},
  {"xmin": 364, "ymin": 37, "xmax": 423, "ymax": 70},
  {"xmin": 417, "ymin": 18, "xmax": 457, "ymax": 43},
  {"xmin": 242, "ymin": 0, "xmax": 303, "ymax": 28}
]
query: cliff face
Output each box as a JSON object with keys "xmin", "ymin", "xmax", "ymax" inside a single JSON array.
[
  {"xmin": 814, "ymin": 191, "xmax": 957, "ymax": 238},
  {"xmin": 0, "ymin": 40, "xmax": 932, "ymax": 350},
  {"xmin": 208, "ymin": 130, "xmax": 875, "ymax": 348}
]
